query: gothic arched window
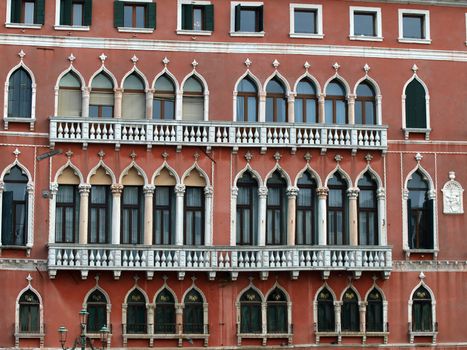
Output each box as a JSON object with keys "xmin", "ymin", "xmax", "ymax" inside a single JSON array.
[
  {"xmin": 296, "ymin": 171, "xmax": 317, "ymax": 245},
  {"xmin": 8, "ymin": 68, "xmax": 32, "ymax": 119},
  {"xmin": 19, "ymin": 290, "xmax": 40, "ymax": 333},
  {"xmin": 236, "ymin": 172, "xmax": 258, "ymax": 245},
  {"xmin": 86, "ymin": 290, "xmax": 107, "ymax": 333},
  {"xmin": 240, "ymin": 288, "xmax": 262, "ymax": 334},
  {"xmin": 341, "ymin": 288, "xmax": 360, "ymax": 332},
  {"xmin": 155, "ymin": 289, "xmax": 176, "ymax": 334},
  {"xmin": 266, "ymin": 78, "xmax": 287, "ymax": 123},
  {"xmin": 412, "ymin": 286, "xmax": 433, "ymax": 332},
  {"xmin": 295, "ymin": 79, "xmax": 317, "ymax": 123},
  {"xmin": 358, "ymin": 172, "xmax": 378, "ymax": 245},
  {"xmin": 183, "ymin": 289, "xmax": 204, "ymax": 334},
  {"xmin": 366, "ymin": 288, "xmax": 383, "ymax": 332},
  {"xmin": 126, "ymin": 289, "xmax": 147, "ymax": 334},
  {"xmin": 267, "ymin": 288, "xmax": 287, "ymax": 334},
  {"xmin": 237, "ymin": 77, "xmax": 258, "ymax": 122},
  {"xmin": 317, "ymin": 288, "xmax": 334, "ymax": 332}
]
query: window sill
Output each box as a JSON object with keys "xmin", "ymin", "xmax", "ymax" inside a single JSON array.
[
  {"xmin": 230, "ymin": 31, "xmax": 265, "ymax": 37},
  {"xmin": 349, "ymin": 35, "xmax": 383, "ymax": 42},
  {"xmin": 398, "ymin": 38, "xmax": 432, "ymax": 45},
  {"xmin": 54, "ymin": 25, "xmax": 90, "ymax": 31},
  {"xmin": 117, "ymin": 27, "xmax": 154, "ymax": 33},
  {"xmin": 404, "ymin": 248, "xmax": 439, "ymax": 260},
  {"xmin": 289, "ymin": 33, "xmax": 324, "ymax": 39},
  {"xmin": 5, "ymin": 23, "xmax": 42, "ymax": 29},
  {"xmin": 403, "ymin": 127, "xmax": 431, "ymax": 141},
  {"xmin": 3, "ymin": 117, "xmax": 36, "ymax": 131},
  {"xmin": 176, "ymin": 29, "xmax": 212, "ymax": 36}
]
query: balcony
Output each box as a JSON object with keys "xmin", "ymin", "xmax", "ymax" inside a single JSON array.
[
  {"xmin": 47, "ymin": 244, "xmax": 392, "ymax": 280},
  {"xmin": 50, "ymin": 118, "xmax": 388, "ymax": 153}
]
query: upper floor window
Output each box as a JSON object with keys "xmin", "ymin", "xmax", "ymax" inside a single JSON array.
[
  {"xmin": 181, "ymin": 3, "xmax": 214, "ymax": 32},
  {"xmin": 399, "ymin": 9, "xmax": 431, "ymax": 44},
  {"xmin": 2, "ymin": 166, "xmax": 28, "ymax": 246},
  {"xmin": 341, "ymin": 288, "xmax": 360, "ymax": 332},
  {"xmin": 295, "ymin": 78, "xmax": 317, "ymax": 123},
  {"xmin": 89, "ymin": 185, "xmax": 111, "ymax": 244},
  {"xmin": 411, "ymin": 286, "xmax": 433, "ymax": 332},
  {"xmin": 182, "ymin": 76, "xmax": 204, "ymax": 121},
  {"xmin": 183, "ymin": 289, "xmax": 204, "ymax": 334},
  {"xmin": 18, "ymin": 290, "xmax": 40, "ymax": 333},
  {"xmin": 90, "ymin": 72, "xmax": 114, "ymax": 118},
  {"xmin": 126, "ymin": 289, "xmax": 147, "ymax": 334},
  {"xmin": 153, "ymin": 75, "xmax": 175, "ymax": 120},
  {"xmin": 155, "ymin": 288, "xmax": 176, "ymax": 334},
  {"xmin": 266, "ymin": 171, "xmax": 287, "ymax": 245},
  {"xmin": 289, "ymin": 4, "xmax": 323, "ymax": 38},
  {"xmin": 8, "ymin": 68, "xmax": 32, "ymax": 119},
  {"xmin": 325, "ymin": 80, "xmax": 347, "ymax": 124},
  {"xmin": 236, "ymin": 171, "xmax": 258, "ymax": 245},
  {"xmin": 296, "ymin": 171, "xmax": 317, "ymax": 245},
  {"xmin": 266, "ymin": 288, "xmax": 287, "ymax": 334},
  {"xmin": 114, "ymin": 1, "xmax": 156, "ymax": 30},
  {"xmin": 121, "ymin": 186, "xmax": 144, "ymax": 244},
  {"xmin": 355, "ymin": 82, "xmax": 376, "ymax": 125},
  {"xmin": 184, "ymin": 187, "xmax": 205, "ymax": 245},
  {"xmin": 350, "ymin": 7, "xmax": 382, "ymax": 41},
  {"xmin": 358, "ymin": 172, "xmax": 378, "ymax": 245},
  {"xmin": 317, "ymin": 288, "xmax": 334, "ymax": 332},
  {"xmin": 266, "ymin": 78, "xmax": 287, "ymax": 123},
  {"xmin": 86, "ymin": 290, "xmax": 108, "ymax": 333},
  {"xmin": 231, "ymin": 2, "xmax": 263, "ymax": 35},
  {"xmin": 59, "ymin": 0, "xmax": 92, "ymax": 27},
  {"xmin": 239, "ymin": 288, "xmax": 262, "ymax": 334},
  {"xmin": 366, "ymin": 288, "xmax": 384, "ymax": 332},
  {"xmin": 8, "ymin": 0, "xmax": 45, "ymax": 25},
  {"xmin": 405, "ymin": 79, "xmax": 427, "ymax": 129},
  {"xmin": 327, "ymin": 172, "xmax": 348, "ymax": 245},
  {"xmin": 58, "ymin": 72, "xmax": 82, "ymax": 117},
  {"xmin": 236, "ymin": 77, "xmax": 258, "ymax": 122},
  {"xmin": 153, "ymin": 186, "xmax": 175, "ymax": 245},
  {"xmin": 55, "ymin": 185, "xmax": 79, "ymax": 244},
  {"xmin": 122, "ymin": 73, "xmax": 146, "ymax": 120}
]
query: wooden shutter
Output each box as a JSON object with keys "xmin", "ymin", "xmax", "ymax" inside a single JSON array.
[
  {"xmin": 11, "ymin": 0, "xmax": 21, "ymax": 23},
  {"xmin": 146, "ymin": 3, "xmax": 156, "ymax": 29},
  {"xmin": 36, "ymin": 0, "xmax": 45, "ymax": 24},
  {"xmin": 60, "ymin": 0, "xmax": 72, "ymax": 25},
  {"xmin": 405, "ymin": 80, "xmax": 427, "ymax": 129},
  {"xmin": 181, "ymin": 4, "xmax": 193, "ymax": 30},
  {"xmin": 425, "ymin": 199, "xmax": 434, "ymax": 249},
  {"xmin": 258, "ymin": 5, "xmax": 264, "ymax": 31},
  {"xmin": 407, "ymin": 198, "xmax": 413, "ymax": 248},
  {"xmin": 84, "ymin": 0, "xmax": 93, "ymax": 26},
  {"xmin": 113, "ymin": 1, "xmax": 124, "ymax": 28},
  {"xmin": 234, "ymin": 4, "xmax": 241, "ymax": 31},
  {"xmin": 204, "ymin": 5, "xmax": 214, "ymax": 31},
  {"xmin": 2, "ymin": 191, "xmax": 14, "ymax": 245}
]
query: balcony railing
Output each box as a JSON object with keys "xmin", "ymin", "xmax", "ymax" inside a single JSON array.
[
  {"xmin": 47, "ymin": 244, "xmax": 392, "ymax": 279},
  {"xmin": 50, "ymin": 118, "xmax": 388, "ymax": 151}
]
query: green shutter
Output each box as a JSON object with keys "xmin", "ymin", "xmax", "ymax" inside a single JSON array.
[
  {"xmin": 84, "ymin": 0, "xmax": 93, "ymax": 26},
  {"xmin": 405, "ymin": 79, "xmax": 427, "ymax": 128},
  {"xmin": 113, "ymin": 1, "xmax": 124, "ymax": 28},
  {"xmin": 425, "ymin": 199, "xmax": 434, "ymax": 249},
  {"xmin": 181, "ymin": 4, "xmax": 193, "ymax": 30},
  {"xmin": 36, "ymin": 0, "xmax": 45, "ymax": 24},
  {"xmin": 407, "ymin": 198, "xmax": 413, "ymax": 248},
  {"xmin": 146, "ymin": 3, "xmax": 156, "ymax": 29},
  {"xmin": 60, "ymin": 0, "xmax": 72, "ymax": 25},
  {"xmin": 204, "ymin": 5, "xmax": 214, "ymax": 31},
  {"xmin": 258, "ymin": 5, "xmax": 264, "ymax": 31},
  {"xmin": 11, "ymin": 0, "xmax": 21, "ymax": 23},
  {"xmin": 2, "ymin": 191, "xmax": 14, "ymax": 245},
  {"xmin": 234, "ymin": 4, "xmax": 241, "ymax": 31}
]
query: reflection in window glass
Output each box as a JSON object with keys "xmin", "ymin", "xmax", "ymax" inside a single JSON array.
[
  {"xmin": 72, "ymin": 3, "xmax": 84, "ymax": 26},
  {"xmin": 24, "ymin": 2, "xmax": 35, "ymax": 24},
  {"xmin": 354, "ymin": 12, "xmax": 376, "ymax": 36},
  {"xmin": 403, "ymin": 15, "xmax": 424, "ymax": 39},
  {"xmin": 240, "ymin": 9, "xmax": 257, "ymax": 32},
  {"xmin": 294, "ymin": 9, "xmax": 316, "ymax": 34}
]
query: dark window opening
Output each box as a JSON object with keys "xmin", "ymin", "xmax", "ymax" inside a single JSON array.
[
  {"xmin": 358, "ymin": 172, "xmax": 378, "ymax": 245},
  {"xmin": 266, "ymin": 171, "xmax": 287, "ymax": 245},
  {"xmin": 327, "ymin": 173, "xmax": 348, "ymax": 245},
  {"xmin": 267, "ymin": 288, "xmax": 287, "ymax": 334},
  {"xmin": 240, "ymin": 288, "xmax": 262, "ymax": 333},
  {"xmin": 86, "ymin": 290, "xmax": 107, "ymax": 333},
  {"xmin": 403, "ymin": 14, "xmax": 425, "ymax": 39},
  {"xmin": 296, "ymin": 171, "xmax": 317, "ymax": 245},
  {"xmin": 89, "ymin": 185, "xmax": 111, "ymax": 244},
  {"xmin": 405, "ymin": 79, "xmax": 427, "ymax": 129},
  {"xmin": 236, "ymin": 172, "xmax": 258, "ymax": 245},
  {"xmin": 354, "ymin": 12, "xmax": 376, "ymax": 36},
  {"xmin": 317, "ymin": 288, "xmax": 335, "ymax": 332},
  {"xmin": 183, "ymin": 289, "xmax": 204, "ymax": 334},
  {"xmin": 8, "ymin": 68, "xmax": 32, "ymax": 119},
  {"xmin": 55, "ymin": 185, "xmax": 79, "ymax": 243},
  {"xmin": 294, "ymin": 9, "xmax": 317, "ymax": 34},
  {"xmin": 412, "ymin": 286, "xmax": 433, "ymax": 332},
  {"xmin": 155, "ymin": 289, "xmax": 176, "ymax": 334},
  {"xmin": 341, "ymin": 289, "xmax": 359, "ymax": 332},
  {"xmin": 366, "ymin": 289, "xmax": 383, "ymax": 332},
  {"xmin": 154, "ymin": 186, "xmax": 175, "ymax": 245},
  {"xmin": 121, "ymin": 186, "xmax": 144, "ymax": 244},
  {"xmin": 126, "ymin": 289, "xmax": 147, "ymax": 334},
  {"xmin": 19, "ymin": 290, "xmax": 40, "ymax": 333},
  {"xmin": 234, "ymin": 5, "xmax": 263, "ymax": 32},
  {"xmin": 184, "ymin": 187, "xmax": 205, "ymax": 245}
]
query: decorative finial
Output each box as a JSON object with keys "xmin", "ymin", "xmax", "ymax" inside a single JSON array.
[
  {"xmin": 334, "ymin": 154, "xmax": 343, "ymax": 163},
  {"xmin": 191, "ymin": 276, "xmax": 197, "ymax": 284},
  {"xmin": 192, "ymin": 60, "xmax": 199, "ymax": 69},
  {"xmin": 333, "ymin": 62, "xmax": 341, "ymax": 73},
  {"xmin": 65, "ymin": 150, "xmax": 73, "ymax": 159},
  {"xmin": 162, "ymin": 57, "xmax": 170, "ymax": 67},
  {"xmin": 415, "ymin": 153, "xmax": 423, "ymax": 163},
  {"xmin": 26, "ymin": 274, "xmax": 33, "ymax": 284},
  {"xmin": 244, "ymin": 151, "xmax": 253, "ymax": 163},
  {"xmin": 13, "ymin": 148, "xmax": 21, "ymax": 159},
  {"xmin": 99, "ymin": 53, "xmax": 107, "ymax": 64},
  {"xmin": 419, "ymin": 272, "xmax": 425, "ymax": 280},
  {"xmin": 130, "ymin": 151, "xmax": 137, "ymax": 161},
  {"xmin": 244, "ymin": 58, "xmax": 252, "ymax": 68},
  {"xmin": 304, "ymin": 152, "xmax": 312, "ymax": 163},
  {"xmin": 272, "ymin": 59, "xmax": 280, "ymax": 69},
  {"xmin": 68, "ymin": 53, "xmax": 76, "ymax": 64},
  {"xmin": 98, "ymin": 150, "xmax": 105, "ymax": 160},
  {"xmin": 18, "ymin": 50, "xmax": 26, "ymax": 60},
  {"xmin": 248, "ymin": 276, "xmax": 254, "ymax": 283},
  {"xmin": 412, "ymin": 64, "xmax": 419, "ymax": 74},
  {"xmin": 131, "ymin": 55, "xmax": 139, "ymax": 65},
  {"xmin": 194, "ymin": 152, "xmax": 200, "ymax": 162},
  {"xmin": 162, "ymin": 275, "xmax": 168, "ymax": 282},
  {"xmin": 133, "ymin": 275, "xmax": 140, "ymax": 284},
  {"xmin": 274, "ymin": 152, "xmax": 281, "ymax": 162},
  {"xmin": 95, "ymin": 275, "xmax": 100, "ymax": 285},
  {"xmin": 372, "ymin": 275, "xmax": 378, "ymax": 283},
  {"xmin": 365, "ymin": 153, "xmax": 373, "ymax": 163},
  {"xmin": 304, "ymin": 61, "xmax": 311, "ymax": 71},
  {"xmin": 449, "ymin": 171, "xmax": 456, "ymax": 181},
  {"xmin": 363, "ymin": 64, "xmax": 370, "ymax": 74},
  {"xmin": 162, "ymin": 151, "xmax": 169, "ymax": 161}
]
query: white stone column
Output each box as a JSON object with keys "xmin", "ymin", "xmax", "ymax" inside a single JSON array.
[
  {"xmin": 287, "ymin": 94, "xmax": 295, "ymax": 123},
  {"xmin": 114, "ymin": 88, "xmax": 123, "ymax": 119},
  {"xmin": 146, "ymin": 89, "xmax": 154, "ymax": 120},
  {"xmin": 230, "ymin": 187, "xmax": 238, "ymax": 246},
  {"xmin": 359, "ymin": 302, "xmax": 366, "ymax": 333},
  {"xmin": 347, "ymin": 188, "xmax": 359, "ymax": 246},
  {"xmin": 175, "ymin": 184, "xmax": 186, "ymax": 246},
  {"xmin": 259, "ymin": 92, "xmax": 266, "ymax": 122},
  {"xmin": 377, "ymin": 188, "xmax": 387, "ymax": 245},
  {"xmin": 335, "ymin": 301, "xmax": 342, "ymax": 333},
  {"xmin": 204, "ymin": 186, "xmax": 213, "ymax": 246},
  {"xmin": 0, "ymin": 183, "xmax": 4, "ymax": 246},
  {"xmin": 286, "ymin": 187, "xmax": 298, "ymax": 245},
  {"xmin": 111, "ymin": 184, "xmax": 123, "ymax": 245},
  {"xmin": 26, "ymin": 183, "xmax": 34, "ymax": 248},
  {"xmin": 82, "ymin": 87, "xmax": 90, "ymax": 118},
  {"xmin": 318, "ymin": 93, "xmax": 326, "ymax": 123},
  {"xmin": 78, "ymin": 184, "xmax": 91, "ymax": 244},
  {"xmin": 258, "ymin": 186, "xmax": 268, "ymax": 246},
  {"xmin": 143, "ymin": 185, "xmax": 155, "ymax": 245},
  {"xmin": 376, "ymin": 95, "xmax": 382, "ymax": 125},
  {"xmin": 175, "ymin": 91, "xmax": 183, "ymax": 121},
  {"xmin": 317, "ymin": 187, "xmax": 328, "ymax": 245},
  {"xmin": 348, "ymin": 94, "xmax": 356, "ymax": 124},
  {"xmin": 48, "ymin": 184, "xmax": 59, "ymax": 244}
]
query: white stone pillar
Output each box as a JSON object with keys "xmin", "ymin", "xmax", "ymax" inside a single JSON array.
[
  {"xmin": 78, "ymin": 184, "xmax": 91, "ymax": 245},
  {"xmin": 259, "ymin": 92, "xmax": 266, "ymax": 122},
  {"xmin": 143, "ymin": 185, "xmax": 155, "ymax": 245},
  {"xmin": 347, "ymin": 188, "xmax": 359, "ymax": 246},
  {"xmin": 348, "ymin": 94, "xmax": 356, "ymax": 124},
  {"xmin": 114, "ymin": 88, "xmax": 123, "ymax": 119},
  {"xmin": 318, "ymin": 93, "xmax": 326, "ymax": 123},
  {"xmin": 335, "ymin": 301, "xmax": 342, "ymax": 333},
  {"xmin": 82, "ymin": 87, "xmax": 90, "ymax": 118},
  {"xmin": 204, "ymin": 186, "xmax": 213, "ymax": 246},
  {"xmin": 48, "ymin": 184, "xmax": 59, "ymax": 244},
  {"xmin": 26, "ymin": 183, "xmax": 34, "ymax": 248},
  {"xmin": 376, "ymin": 95, "xmax": 382, "ymax": 125},
  {"xmin": 176, "ymin": 91, "xmax": 183, "ymax": 121},
  {"xmin": 317, "ymin": 187, "xmax": 328, "ymax": 245},
  {"xmin": 146, "ymin": 89, "xmax": 154, "ymax": 120},
  {"xmin": 230, "ymin": 187, "xmax": 238, "ymax": 246},
  {"xmin": 175, "ymin": 184, "xmax": 186, "ymax": 246},
  {"xmin": 286, "ymin": 187, "xmax": 298, "ymax": 245},
  {"xmin": 377, "ymin": 188, "xmax": 387, "ymax": 245},
  {"xmin": 258, "ymin": 186, "xmax": 268, "ymax": 246},
  {"xmin": 287, "ymin": 94, "xmax": 295, "ymax": 123},
  {"xmin": 359, "ymin": 302, "xmax": 366, "ymax": 333},
  {"xmin": 111, "ymin": 184, "xmax": 123, "ymax": 245}
]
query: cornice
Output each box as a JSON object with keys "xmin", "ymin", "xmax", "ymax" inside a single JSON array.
[{"xmin": 356, "ymin": 0, "xmax": 467, "ymax": 7}]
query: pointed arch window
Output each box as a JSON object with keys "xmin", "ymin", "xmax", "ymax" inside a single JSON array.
[
  {"xmin": 90, "ymin": 73, "xmax": 114, "ymax": 118},
  {"xmin": 358, "ymin": 172, "xmax": 378, "ymax": 245},
  {"xmin": 366, "ymin": 288, "xmax": 383, "ymax": 332},
  {"xmin": 236, "ymin": 172, "xmax": 258, "ymax": 245},
  {"xmin": 19, "ymin": 290, "xmax": 40, "ymax": 333},
  {"xmin": 122, "ymin": 73, "xmax": 146, "ymax": 120},
  {"xmin": 405, "ymin": 79, "xmax": 427, "ymax": 129},
  {"xmin": 327, "ymin": 173, "xmax": 348, "ymax": 245},
  {"xmin": 153, "ymin": 75, "xmax": 175, "ymax": 120},
  {"xmin": 341, "ymin": 288, "xmax": 359, "ymax": 332},
  {"xmin": 237, "ymin": 77, "xmax": 258, "ymax": 122},
  {"xmin": 89, "ymin": 186, "xmax": 111, "ymax": 244},
  {"xmin": 126, "ymin": 289, "xmax": 147, "ymax": 334},
  {"xmin": 182, "ymin": 76, "xmax": 204, "ymax": 121},
  {"xmin": 155, "ymin": 289, "xmax": 176, "ymax": 334},
  {"xmin": 407, "ymin": 171, "xmax": 433, "ymax": 249},
  {"xmin": 2, "ymin": 166, "xmax": 28, "ymax": 246},
  {"xmin": 355, "ymin": 81, "xmax": 376, "ymax": 125},
  {"xmin": 267, "ymin": 288, "xmax": 287, "ymax": 334},
  {"xmin": 86, "ymin": 290, "xmax": 107, "ymax": 333},
  {"xmin": 266, "ymin": 78, "xmax": 287, "ymax": 123},
  {"xmin": 121, "ymin": 186, "xmax": 144, "ymax": 244},
  {"xmin": 412, "ymin": 286, "xmax": 433, "ymax": 332},
  {"xmin": 154, "ymin": 186, "xmax": 176, "ymax": 245},
  {"xmin": 58, "ymin": 71, "xmax": 82, "ymax": 117},
  {"xmin": 55, "ymin": 185, "xmax": 79, "ymax": 243},
  {"xmin": 317, "ymin": 288, "xmax": 334, "ymax": 332},
  {"xmin": 325, "ymin": 80, "xmax": 347, "ymax": 124},
  {"xmin": 239, "ymin": 288, "xmax": 262, "ymax": 334},
  {"xmin": 266, "ymin": 171, "xmax": 287, "ymax": 245},
  {"xmin": 295, "ymin": 79, "xmax": 317, "ymax": 123},
  {"xmin": 296, "ymin": 171, "xmax": 317, "ymax": 245},
  {"xmin": 8, "ymin": 68, "xmax": 32, "ymax": 119},
  {"xmin": 183, "ymin": 289, "xmax": 204, "ymax": 334}
]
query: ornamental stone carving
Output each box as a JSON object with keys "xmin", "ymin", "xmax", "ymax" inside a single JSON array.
[{"xmin": 441, "ymin": 171, "xmax": 464, "ymax": 214}]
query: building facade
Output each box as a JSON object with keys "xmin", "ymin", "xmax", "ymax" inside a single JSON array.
[{"xmin": 0, "ymin": 0, "xmax": 466, "ymax": 348}]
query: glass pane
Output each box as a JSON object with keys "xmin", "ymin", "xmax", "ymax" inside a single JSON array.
[
  {"xmin": 354, "ymin": 12, "xmax": 375, "ymax": 36},
  {"xmin": 92, "ymin": 73, "xmax": 113, "ymax": 89},
  {"xmin": 355, "ymin": 101, "xmax": 363, "ymax": 124},
  {"xmin": 238, "ymin": 78, "xmax": 256, "ymax": 93},
  {"xmin": 193, "ymin": 8, "xmax": 203, "ymax": 31},
  {"xmin": 72, "ymin": 3, "xmax": 83, "ymax": 26},
  {"xmin": 336, "ymin": 101, "xmax": 346, "ymax": 124},
  {"xmin": 237, "ymin": 97, "xmax": 245, "ymax": 121},
  {"xmin": 306, "ymin": 98, "xmax": 317, "ymax": 123},
  {"xmin": 240, "ymin": 9, "xmax": 257, "ymax": 32},
  {"xmin": 135, "ymin": 6, "xmax": 145, "ymax": 28},
  {"xmin": 153, "ymin": 100, "xmax": 161, "ymax": 119},
  {"xmin": 359, "ymin": 189, "xmax": 375, "ymax": 208},
  {"xmin": 91, "ymin": 186, "xmax": 107, "ymax": 204},
  {"xmin": 277, "ymin": 98, "xmax": 286, "ymax": 122},
  {"xmin": 266, "ymin": 98, "xmax": 273, "ymax": 122},
  {"xmin": 267, "ymin": 79, "xmax": 285, "ymax": 94},
  {"xmin": 294, "ymin": 99, "xmax": 303, "ymax": 123},
  {"xmin": 186, "ymin": 188, "xmax": 202, "ymax": 207},
  {"xmin": 267, "ymin": 188, "xmax": 280, "ymax": 206},
  {"xmin": 294, "ymin": 10, "xmax": 316, "ymax": 34},
  {"xmin": 124, "ymin": 5, "xmax": 133, "ymax": 27},
  {"xmin": 155, "ymin": 75, "xmax": 174, "ymax": 91},
  {"xmin": 365, "ymin": 101, "xmax": 375, "ymax": 124},
  {"xmin": 184, "ymin": 77, "xmax": 203, "ymax": 93},
  {"xmin": 123, "ymin": 187, "xmax": 139, "ymax": 205},
  {"xmin": 247, "ymin": 97, "xmax": 257, "ymax": 122},
  {"xmin": 24, "ymin": 2, "xmax": 35, "ymax": 24},
  {"xmin": 357, "ymin": 82, "xmax": 375, "ymax": 97},
  {"xmin": 329, "ymin": 189, "xmax": 343, "ymax": 207},
  {"xmin": 124, "ymin": 74, "xmax": 144, "ymax": 90},
  {"xmin": 403, "ymin": 15, "xmax": 424, "ymax": 39},
  {"xmin": 297, "ymin": 188, "xmax": 312, "ymax": 206},
  {"xmin": 60, "ymin": 73, "xmax": 81, "ymax": 88},
  {"xmin": 102, "ymin": 106, "xmax": 113, "ymax": 118},
  {"xmin": 325, "ymin": 100, "xmax": 333, "ymax": 124}
]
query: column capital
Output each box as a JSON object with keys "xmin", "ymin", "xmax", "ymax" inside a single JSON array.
[
  {"xmin": 83, "ymin": 87, "xmax": 91, "ymax": 96},
  {"xmin": 402, "ymin": 189, "xmax": 409, "ymax": 200},
  {"xmin": 258, "ymin": 186, "xmax": 268, "ymax": 198},
  {"xmin": 347, "ymin": 187, "xmax": 360, "ymax": 199},
  {"xmin": 204, "ymin": 186, "xmax": 214, "ymax": 198},
  {"xmin": 286, "ymin": 186, "xmax": 299, "ymax": 197},
  {"xmin": 143, "ymin": 184, "xmax": 155, "ymax": 194},
  {"xmin": 231, "ymin": 186, "xmax": 239, "ymax": 198},
  {"xmin": 79, "ymin": 183, "xmax": 91, "ymax": 194},
  {"xmin": 347, "ymin": 94, "xmax": 356, "ymax": 102},
  {"xmin": 114, "ymin": 88, "xmax": 124, "ymax": 94},
  {"xmin": 318, "ymin": 93, "xmax": 326, "ymax": 102},
  {"xmin": 26, "ymin": 182, "xmax": 35, "ymax": 193},
  {"xmin": 376, "ymin": 188, "xmax": 386, "ymax": 199},
  {"xmin": 0, "ymin": 182, "xmax": 5, "ymax": 192},
  {"xmin": 427, "ymin": 189, "xmax": 436, "ymax": 200},
  {"xmin": 175, "ymin": 184, "xmax": 186, "ymax": 194},
  {"xmin": 111, "ymin": 183, "xmax": 123, "ymax": 194},
  {"xmin": 316, "ymin": 187, "xmax": 328, "ymax": 198},
  {"xmin": 49, "ymin": 183, "xmax": 59, "ymax": 195}
]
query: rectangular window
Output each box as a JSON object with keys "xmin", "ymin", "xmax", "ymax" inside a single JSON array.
[
  {"xmin": 72, "ymin": 1, "xmax": 84, "ymax": 26},
  {"xmin": 24, "ymin": 0, "xmax": 35, "ymax": 24},
  {"xmin": 231, "ymin": 2, "xmax": 264, "ymax": 35},
  {"xmin": 349, "ymin": 7, "xmax": 382, "ymax": 41},
  {"xmin": 58, "ymin": 0, "xmax": 92, "ymax": 27},
  {"xmin": 289, "ymin": 4, "xmax": 323, "ymax": 38},
  {"xmin": 184, "ymin": 187, "xmax": 204, "ymax": 245},
  {"xmin": 294, "ymin": 9, "xmax": 316, "ymax": 34},
  {"xmin": 55, "ymin": 185, "xmax": 79, "ymax": 243},
  {"xmin": 180, "ymin": 3, "xmax": 214, "ymax": 32},
  {"xmin": 124, "ymin": 4, "xmax": 145, "ymax": 28},
  {"xmin": 354, "ymin": 12, "xmax": 375, "ymax": 36},
  {"xmin": 121, "ymin": 186, "xmax": 143, "ymax": 244},
  {"xmin": 398, "ymin": 9, "xmax": 430, "ymax": 43},
  {"xmin": 403, "ymin": 15, "xmax": 424, "ymax": 39},
  {"xmin": 154, "ymin": 186, "xmax": 175, "ymax": 245},
  {"xmin": 89, "ymin": 186, "xmax": 111, "ymax": 244},
  {"xmin": 114, "ymin": 1, "xmax": 156, "ymax": 30}
]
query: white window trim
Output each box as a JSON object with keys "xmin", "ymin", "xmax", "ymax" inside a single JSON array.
[
  {"xmin": 349, "ymin": 6, "xmax": 383, "ymax": 42},
  {"xmin": 117, "ymin": 27, "xmax": 154, "ymax": 33},
  {"xmin": 289, "ymin": 3, "xmax": 324, "ymax": 39},
  {"xmin": 408, "ymin": 280, "xmax": 437, "ymax": 344},
  {"xmin": 15, "ymin": 282, "xmax": 45, "ymax": 348},
  {"xmin": 176, "ymin": 0, "xmax": 212, "ymax": 35},
  {"xmin": 54, "ymin": 25, "xmax": 90, "ymax": 31},
  {"xmin": 398, "ymin": 9, "xmax": 431, "ymax": 44},
  {"xmin": 82, "ymin": 286, "xmax": 112, "ymax": 346},
  {"xmin": 229, "ymin": 1, "xmax": 265, "ymax": 37},
  {"xmin": 5, "ymin": 0, "xmax": 43, "ymax": 27},
  {"xmin": 465, "ymin": 13, "xmax": 467, "ymax": 46}
]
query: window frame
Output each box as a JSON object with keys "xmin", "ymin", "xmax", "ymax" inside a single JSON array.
[
  {"xmin": 325, "ymin": 81, "xmax": 348, "ymax": 124},
  {"xmin": 183, "ymin": 288, "xmax": 205, "ymax": 334},
  {"xmin": 341, "ymin": 288, "xmax": 360, "ymax": 333},
  {"xmin": 365, "ymin": 288, "xmax": 384, "ymax": 333},
  {"xmin": 88, "ymin": 185, "xmax": 111, "ymax": 244},
  {"xmin": 357, "ymin": 173, "xmax": 379, "ymax": 246},
  {"xmin": 154, "ymin": 288, "xmax": 177, "ymax": 334},
  {"xmin": 355, "ymin": 82, "xmax": 376, "ymax": 125},
  {"xmin": 398, "ymin": 9, "xmax": 431, "ymax": 44},
  {"xmin": 289, "ymin": 3, "xmax": 323, "ymax": 39},
  {"xmin": 177, "ymin": 0, "xmax": 213, "ymax": 35},
  {"xmin": 349, "ymin": 6, "xmax": 382, "ymax": 42},
  {"xmin": 86, "ymin": 290, "xmax": 108, "ymax": 334},
  {"xmin": 296, "ymin": 171, "xmax": 317, "ymax": 245},
  {"xmin": 266, "ymin": 288, "xmax": 288, "ymax": 334},
  {"xmin": 125, "ymin": 289, "xmax": 148, "ymax": 334},
  {"xmin": 54, "ymin": 0, "xmax": 91, "ymax": 31},
  {"xmin": 15, "ymin": 285, "xmax": 44, "ymax": 346},
  {"xmin": 153, "ymin": 186, "xmax": 176, "ymax": 245},
  {"xmin": 121, "ymin": 186, "xmax": 144, "ymax": 244},
  {"xmin": 316, "ymin": 287, "xmax": 335, "ymax": 332},
  {"xmin": 265, "ymin": 78, "xmax": 288, "ymax": 123},
  {"xmin": 184, "ymin": 187, "xmax": 205, "ymax": 246},
  {"xmin": 153, "ymin": 75, "xmax": 176, "ymax": 121},
  {"xmin": 239, "ymin": 288, "xmax": 263, "ymax": 334},
  {"xmin": 294, "ymin": 79, "xmax": 318, "ymax": 124},
  {"xmin": 230, "ymin": 1, "xmax": 264, "ymax": 37},
  {"xmin": 5, "ymin": 0, "xmax": 43, "ymax": 29},
  {"xmin": 55, "ymin": 185, "xmax": 79, "ymax": 244},
  {"xmin": 266, "ymin": 172, "xmax": 287, "ymax": 245},
  {"xmin": 409, "ymin": 283, "xmax": 437, "ymax": 343},
  {"xmin": 114, "ymin": 0, "xmax": 156, "ymax": 34},
  {"xmin": 236, "ymin": 77, "xmax": 259, "ymax": 122},
  {"xmin": 327, "ymin": 174, "xmax": 348, "ymax": 245}
]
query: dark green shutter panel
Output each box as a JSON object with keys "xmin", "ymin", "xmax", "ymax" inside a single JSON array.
[
  {"xmin": 258, "ymin": 5, "xmax": 264, "ymax": 31},
  {"xmin": 60, "ymin": 0, "xmax": 72, "ymax": 25},
  {"xmin": 204, "ymin": 5, "xmax": 214, "ymax": 31},
  {"xmin": 234, "ymin": 4, "xmax": 241, "ymax": 31},
  {"xmin": 2, "ymin": 191, "xmax": 14, "ymax": 245},
  {"xmin": 113, "ymin": 1, "xmax": 124, "ymax": 28},
  {"xmin": 11, "ymin": 0, "xmax": 21, "ymax": 23},
  {"xmin": 425, "ymin": 199, "xmax": 434, "ymax": 249},
  {"xmin": 36, "ymin": 0, "xmax": 45, "ymax": 24},
  {"xmin": 181, "ymin": 4, "xmax": 193, "ymax": 30},
  {"xmin": 405, "ymin": 79, "xmax": 426, "ymax": 129},
  {"xmin": 407, "ymin": 198, "xmax": 413, "ymax": 249},
  {"xmin": 84, "ymin": 0, "xmax": 93, "ymax": 26},
  {"xmin": 146, "ymin": 3, "xmax": 156, "ymax": 29}
]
